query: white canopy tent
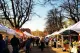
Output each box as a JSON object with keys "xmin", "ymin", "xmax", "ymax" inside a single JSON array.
[
  {"xmin": 0, "ymin": 24, "xmax": 16, "ymax": 35},
  {"xmin": 23, "ymin": 31, "xmax": 33, "ymax": 36},
  {"xmin": 51, "ymin": 31, "xmax": 59, "ymax": 35},
  {"xmin": 67, "ymin": 21, "xmax": 80, "ymax": 33},
  {"xmin": 47, "ymin": 26, "xmax": 73, "ymax": 37},
  {"xmin": 57, "ymin": 21, "xmax": 80, "ymax": 34},
  {"xmin": 47, "ymin": 21, "xmax": 80, "ymax": 48},
  {"xmin": 46, "ymin": 31, "xmax": 59, "ymax": 37},
  {"xmin": 57, "ymin": 27, "xmax": 71, "ymax": 34},
  {"xmin": 7, "ymin": 29, "xmax": 16, "ymax": 35},
  {"xmin": 55, "ymin": 21, "xmax": 80, "ymax": 35},
  {"xmin": 45, "ymin": 34, "xmax": 51, "ymax": 37},
  {"xmin": 0, "ymin": 24, "xmax": 7, "ymax": 32},
  {"xmin": 57, "ymin": 21, "xmax": 80, "ymax": 47},
  {"xmin": 45, "ymin": 21, "xmax": 80, "ymax": 37}
]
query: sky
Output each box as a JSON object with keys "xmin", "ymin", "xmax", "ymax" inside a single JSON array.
[
  {"xmin": 22, "ymin": 0, "xmax": 63, "ymax": 31},
  {"xmin": 22, "ymin": 5, "xmax": 52, "ymax": 31}
]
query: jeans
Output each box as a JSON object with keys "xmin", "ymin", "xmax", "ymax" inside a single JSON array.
[
  {"xmin": 26, "ymin": 47, "xmax": 30, "ymax": 53},
  {"xmin": 13, "ymin": 46, "xmax": 19, "ymax": 53}
]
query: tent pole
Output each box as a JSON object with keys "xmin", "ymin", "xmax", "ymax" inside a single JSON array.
[
  {"xmin": 69, "ymin": 30, "xmax": 71, "ymax": 46},
  {"xmin": 57, "ymin": 35, "xmax": 58, "ymax": 48},
  {"xmin": 61, "ymin": 35, "xmax": 64, "ymax": 48},
  {"xmin": 69, "ymin": 34, "xmax": 71, "ymax": 46}
]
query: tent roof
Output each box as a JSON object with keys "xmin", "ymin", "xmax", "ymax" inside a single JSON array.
[
  {"xmin": 0, "ymin": 24, "xmax": 16, "ymax": 35},
  {"xmin": 68, "ymin": 21, "xmax": 80, "ymax": 33},
  {"xmin": 57, "ymin": 21, "xmax": 80, "ymax": 34},
  {"xmin": 23, "ymin": 31, "xmax": 33, "ymax": 36},
  {"xmin": 61, "ymin": 30, "xmax": 78, "ymax": 35}
]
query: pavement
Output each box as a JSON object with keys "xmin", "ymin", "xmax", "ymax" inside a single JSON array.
[
  {"xmin": 19, "ymin": 46, "xmax": 69, "ymax": 53},
  {"xmin": 51, "ymin": 47, "xmax": 69, "ymax": 53}
]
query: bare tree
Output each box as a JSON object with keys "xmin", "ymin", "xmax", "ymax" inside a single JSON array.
[
  {"xmin": 45, "ymin": 8, "xmax": 63, "ymax": 34},
  {"xmin": 0, "ymin": 0, "xmax": 33, "ymax": 29},
  {"xmin": 43, "ymin": 0, "xmax": 59, "ymax": 5},
  {"xmin": 60, "ymin": 0, "xmax": 80, "ymax": 23},
  {"xmin": 43, "ymin": 0, "xmax": 80, "ymax": 23}
]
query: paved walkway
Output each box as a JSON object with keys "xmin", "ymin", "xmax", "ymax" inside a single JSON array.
[
  {"xmin": 31, "ymin": 46, "xmax": 52, "ymax": 53},
  {"xmin": 51, "ymin": 47, "xmax": 69, "ymax": 53},
  {"xmin": 20, "ymin": 46, "xmax": 69, "ymax": 53}
]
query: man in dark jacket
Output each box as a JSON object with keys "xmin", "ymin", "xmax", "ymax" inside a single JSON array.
[
  {"xmin": 0, "ymin": 34, "xmax": 6, "ymax": 53},
  {"xmin": 26, "ymin": 38, "xmax": 32, "ymax": 53},
  {"xmin": 10, "ymin": 35, "xmax": 20, "ymax": 53}
]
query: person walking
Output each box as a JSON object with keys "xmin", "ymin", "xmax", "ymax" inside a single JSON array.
[
  {"xmin": 40, "ymin": 37, "xmax": 45, "ymax": 51},
  {"xmin": 44, "ymin": 37, "xmax": 49, "ymax": 47},
  {"xmin": 36, "ymin": 37, "xmax": 40, "ymax": 47},
  {"xmin": 0, "ymin": 34, "xmax": 6, "ymax": 53},
  {"xmin": 29, "ymin": 37, "xmax": 34, "ymax": 47},
  {"xmin": 5, "ymin": 36, "xmax": 9, "ymax": 47},
  {"xmin": 53, "ymin": 38, "xmax": 57, "ymax": 48},
  {"xmin": 10, "ymin": 35, "xmax": 20, "ymax": 53},
  {"xmin": 25, "ymin": 38, "xmax": 32, "ymax": 53}
]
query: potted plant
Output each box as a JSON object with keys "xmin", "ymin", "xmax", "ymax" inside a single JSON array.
[
  {"xmin": 63, "ymin": 40, "xmax": 69, "ymax": 51},
  {"xmin": 63, "ymin": 40, "xmax": 69, "ymax": 44}
]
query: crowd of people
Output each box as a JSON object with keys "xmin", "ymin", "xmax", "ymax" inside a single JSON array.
[{"xmin": 0, "ymin": 33, "xmax": 60, "ymax": 53}]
